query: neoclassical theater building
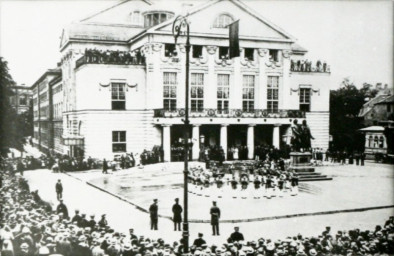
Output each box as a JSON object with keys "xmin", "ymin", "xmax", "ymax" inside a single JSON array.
[{"xmin": 32, "ymin": 0, "xmax": 331, "ymax": 160}]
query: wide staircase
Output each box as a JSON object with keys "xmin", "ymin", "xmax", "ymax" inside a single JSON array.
[{"xmin": 293, "ymin": 166, "xmax": 332, "ymax": 182}]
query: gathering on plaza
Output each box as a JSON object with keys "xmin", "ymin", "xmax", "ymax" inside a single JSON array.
[{"xmin": 1, "ymin": 0, "xmax": 393, "ymax": 255}]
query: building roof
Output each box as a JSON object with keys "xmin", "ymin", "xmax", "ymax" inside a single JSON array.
[
  {"xmin": 359, "ymin": 126, "xmax": 385, "ymax": 132},
  {"xmin": 30, "ymin": 68, "xmax": 61, "ymax": 89},
  {"xmin": 376, "ymin": 95, "xmax": 394, "ymax": 105},
  {"xmin": 359, "ymin": 94, "xmax": 392, "ymax": 117},
  {"xmin": 291, "ymin": 43, "xmax": 308, "ymax": 53}
]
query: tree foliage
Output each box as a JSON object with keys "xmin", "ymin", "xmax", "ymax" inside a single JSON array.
[
  {"xmin": 0, "ymin": 57, "xmax": 32, "ymax": 156},
  {"xmin": 329, "ymin": 78, "xmax": 376, "ymax": 151}
]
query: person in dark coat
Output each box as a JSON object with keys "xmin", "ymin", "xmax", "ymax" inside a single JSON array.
[
  {"xmin": 71, "ymin": 210, "xmax": 82, "ymax": 225},
  {"xmin": 210, "ymin": 201, "xmax": 221, "ymax": 236},
  {"xmin": 172, "ymin": 198, "xmax": 183, "ymax": 231},
  {"xmin": 228, "ymin": 226, "xmax": 244, "ymax": 242},
  {"xmin": 193, "ymin": 233, "xmax": 206, "ymax": 248},
  {"xmin": 88, "ymin": 214, "xmax": 96, "ymax": 229},
  {"xmin": 98, "ymin": 214, "xmax": 108, "ymax": 228},
  {"xmin": 55, "ymin": 179, "xmax": 63, "ymax": 200},
  {"xmin": 149, "ymin": 199, "xmax": 159, "ymax": 230},
  {"xmin": 102, "ymin": 159, "xmax": 108, "ymax": 174},
  {"xmin": 360, "ymin": 152, "xmax": 365, "ymax": 166},
  {"xmin": 56, "ymin": 200, "xmax": 69, "ymax": 219}
]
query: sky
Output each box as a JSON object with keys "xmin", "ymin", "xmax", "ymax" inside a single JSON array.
[{"xmin": 0, "ymin": 0, "xmax": 392, "ymax": 89}]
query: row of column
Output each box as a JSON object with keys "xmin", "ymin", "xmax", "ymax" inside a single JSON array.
[{"xmin": 162, "ymin": 124, "xmax": 282, "ymax": 162}]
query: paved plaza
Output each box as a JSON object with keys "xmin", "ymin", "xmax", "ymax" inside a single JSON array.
[{"xmin": 24, "ymin": 161, "xmax": 393, "ymax": 245}]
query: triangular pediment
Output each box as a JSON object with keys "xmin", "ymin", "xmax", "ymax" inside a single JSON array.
[{"xmin": 152, "ymin": 0, "xmax": 294, "ymax": 41}]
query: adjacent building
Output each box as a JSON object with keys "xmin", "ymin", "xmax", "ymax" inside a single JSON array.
[
  {"xmin": 8, "ymin": 85, "xmax": 32, "ymax": 114},
  {"xmin": 32, "ymin": 0, "xmax": 331, "ymax": 160}
]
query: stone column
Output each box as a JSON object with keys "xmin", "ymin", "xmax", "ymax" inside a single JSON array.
[
  {"xmin": 220, "ymin": 124, "xmax": 228, "ymax": 159},
  {"xmin": 192, "ymin": 125, "xmax": 200, "ymax": 161},
  {"xmin": 247, "ymin": 124, "xmax": 255, "ymax": 159},
  {"xmin": 162, "ymin": 125, "xmax": 171, "ymax": 162},
  {"xmin": 273, "ymin": 124, "xmax": 281, "ymax": 149}
]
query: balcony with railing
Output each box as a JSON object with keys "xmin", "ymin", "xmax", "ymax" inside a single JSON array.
[
  {"xmin": 75, "ymin": 49, "xmax": 146, "ymax": 69},
  {"xmin": 290, "ymin": 60, "xmax": 330, "ymax": 73},
  {"xmin": 154, "ymin": 108, "xmax": 305, "ymax": 119}
]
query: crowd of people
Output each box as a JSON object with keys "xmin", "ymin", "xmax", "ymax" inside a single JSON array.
[
  {"xmin": 1, "ymin": 162, "xmax": 394, "ymax": 256},
  {"xmin": 290, "ymin": 59, "xmax": 330, "ymax": 73},
  {"xmin": 83, "ymin": 49, "xmax": 146, "ymax": 65},
  {"xmin": 188, "ymin": 157, "xmax": 299, "ymax": 198}
]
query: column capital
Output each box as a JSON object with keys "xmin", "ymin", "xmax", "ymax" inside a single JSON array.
[
  {"xmin": 162, "ymin": 124, "xmax": 172, "ymax": 127},
  {"xmin": 192, "ymin": 124, "xmax": 201, "ymax": 127},
  {"xmin": 274, "ymin": 123, "xmax": 282, "ymax": 127},
  {"xmin": 220, "ymin": 124, "xmax": 229, "ymax": 127},
  {"xmin": 248, "ymin": 124, "xmax": 256, "ymax": 127}
]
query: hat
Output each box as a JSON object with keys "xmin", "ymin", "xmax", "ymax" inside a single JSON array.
[
  {"xmin": 78, "ymin": 235, "xmax": 86, "ymax": 242},
  {"xmin": 309, "ymin": 249, "xmax": 317, "ymax": 256},
  {"xmin": 20, "ymin": 243, "xmax": 29, "ymax": 249},
  {"xmin": 266, "ymin": 243, "xmax": 275, "ymax": 251}
]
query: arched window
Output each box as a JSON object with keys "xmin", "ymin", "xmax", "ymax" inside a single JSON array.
[
  {"xmin": 379, "ymin": 136, "xmax": 384, "ymax": 148},
  {"xmin": 374, "ymin": 136, "xmax": 379, "ymax": 148},
  {"xmin": 213, "ymin": 14, "xmax": 234, "ymax": 28},
  {"xmin": 131, "ymin": 11, "xmax": 143, "ymax": 25},
  {"xmin": 368, "ymin": 136, "xmax": 373, "ymax": 147}
]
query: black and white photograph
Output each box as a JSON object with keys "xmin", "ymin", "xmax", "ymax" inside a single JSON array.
[{"xmin": 0, "ymin": 0, "xmax": 393, "ymax": 255}]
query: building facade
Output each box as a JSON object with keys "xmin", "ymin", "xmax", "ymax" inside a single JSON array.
[
  {"xmin": 31, "ymin": 68, "xmax": 63, "ymax": 154},
  {"xmin": 8, "ymin": 86, "xmax": 32, "ymax": 114},
  {"xmin": 33, "ymin": 0, "xmax": 331, "ymax": 160}
]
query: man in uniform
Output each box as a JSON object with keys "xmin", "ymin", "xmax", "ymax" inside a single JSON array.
[
  {"xmin": 55, "ymin": 179, "xmax": 63, "ymax": 200},
  {"xmin": 149, "ymin": 199, "xmax": 159, "ymax": 230},
  {"xmin": 56, "ymin": 199, "xmax": 69, "ymax": 219},
  {"xmin": 172, "ymin": 198, "xmax": 182, "ymax": 231},
  {"xmin": 210, "ymin": 201, "xmax": 221, "ymax": 236},
  {"xmin": 71, "ymin": 210, "xmax": 82, "ymax": 225},
  {"xmin": 228, "ymin": 226, "xmax": 244, "ymax": 243},
  {"xmin": 193, "ymin": 233, "xmax": 206, "ymax": 248},
  {"xmin": 98, "ymin": 214, "xmax": 108, "ymax": 228}
]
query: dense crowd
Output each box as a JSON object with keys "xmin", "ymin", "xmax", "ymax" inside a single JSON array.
[
  {"xmin": 83, "ymin": 49, "xmax": 146, "ymax": 65},
  {"xmin": 188, "ymin": 159, "xmax": 299, "ymax": 197},
  {"xmin": 1, "ymin": 163, "xmax": 394, "ymax": 256},
  {"xmin": 290, "ymin": 60, "xmax": 330, "ymax": 73}
]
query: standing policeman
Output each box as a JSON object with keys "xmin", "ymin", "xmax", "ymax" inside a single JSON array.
[
  {"xmin": 149, "ymin": 199, "xmax": 159, "ymax": 230},
  {"xmin": 172, "ymin": 198, "xmax": 183, "ymax": 231},
  {"xmin": 210, "ymin": 201, "xmax": 221, "ymax": 236},
  {"xmin": 55, "ymin": 179, "xmax": 63, "ymax": 200}
]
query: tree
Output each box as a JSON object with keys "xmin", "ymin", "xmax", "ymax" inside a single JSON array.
[
  {"xmin": 0, "ymin": 57, "xmax": 26, "ymax": 156},
  {"xmin": 329, "ymin": 78, "xmax": 372, "ymax": 151}
]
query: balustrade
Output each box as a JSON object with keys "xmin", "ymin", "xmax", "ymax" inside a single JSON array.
[
  {"xmin": 154, "ymin": 108, "xmax": 305, "ymax": 118},
  {"xmin": 75, "ymin": 49, "xmax": 146, "ymax": 69},
  {"xmin": 290, "ymin": 59, "xmax": 330, "ymax": 73}
]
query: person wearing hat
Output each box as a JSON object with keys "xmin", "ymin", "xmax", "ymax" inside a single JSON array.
[
  {"xmin": 98, "ymin": 214, "xmax": 108, "ymax": 228},
  {"xmin": 228, "ymin": 227, "xmax": 244, "ymax": 243},
  {"xmin": 56, "ymin": 200, "xmax": 69, "ymax": 219},
  {"xmin": 210, "ymin": 201, "xmax": 221, "ymax": 236},
  {"xmin": 149, "ymin": 199, "xmax": 159, "ymax": 230},
  {"xmin": 55, "ymin": 179, "xmax": 63, "ymax": 201},
  {"xmin": 88, "ymin": 214, "xmax": 97, "ymax": 230},
  {"xmin": 193, "ymin": 233, "xmax": 206, "ymax": 248},
  {"xmin": 172, "ymin": 198, "xmax": 183, "ymax": 231},
  {"xmin": 71, "ymin": 210, "xmax": 82, "ymax": 226}
]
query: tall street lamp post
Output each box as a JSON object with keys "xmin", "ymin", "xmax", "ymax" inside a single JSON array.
[{"xmin": 172, "ymin": 15, "xmax": 190, "ymax": 254}]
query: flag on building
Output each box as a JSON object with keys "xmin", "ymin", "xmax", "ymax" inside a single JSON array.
[{"xmin": 229, "ymin": 20, "xmax": 240, "ymax": 59}]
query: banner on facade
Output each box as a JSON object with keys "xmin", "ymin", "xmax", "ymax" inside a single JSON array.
[{"xmin": 229, "ymin": 20, "xmax": 240, "ymax": 59}]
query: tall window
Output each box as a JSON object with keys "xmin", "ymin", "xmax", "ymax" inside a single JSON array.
[
  {"xmin": 164, "ymin": 44, "xmax": 177, "ymax": 57},
  {"xmin": 217, "ymin": 74, "xmax": 230, "ymax": 114},
  {"xmin": 267, "ymin": 76, "xmax": 279, "ymax": 113},
  {"xmin": 379, "ymin": 136, "xmax": 384, "ymax": 148},
  {"xmin": 163, "ymin": 72, "xmax": 177, "ymax": 111},
  {"xmin": 112, "ymin": 131, "xmax": 126, "ymax": 152},
  {"xmin": 111, "ymin": 83, "xmax": 126, "ymax": 110},
  {"xmin": 19, "ymin": 95, "xmax": 27, "ymax": 106},
  {"xmin": 192, "ymin": 45, "xmax": 203, "ymax": 58},
  {"xmin": 219, "ymin": 47, "xmax": 229, "ymax": 59},
  {"xmin": 191, "ymin": 73, "xmax": 204, "ymax": 112},
  {"xmin": 131, "ymin": 11, "xmax": 143, "ymax": 25},
  {"xmin": 244, "ymin": 48, "xmax": 254, "ymax": 61},
  {"xmin": 242, "ymin": 75, "xmax": 255, "ymax": 112},
  {"xmin": 299, "ymin": 88, "xmax": 311, "ymax": 112},
  {"xmin": 213, "ymin": 14, "xmax": 234, "ymax": 28}
]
